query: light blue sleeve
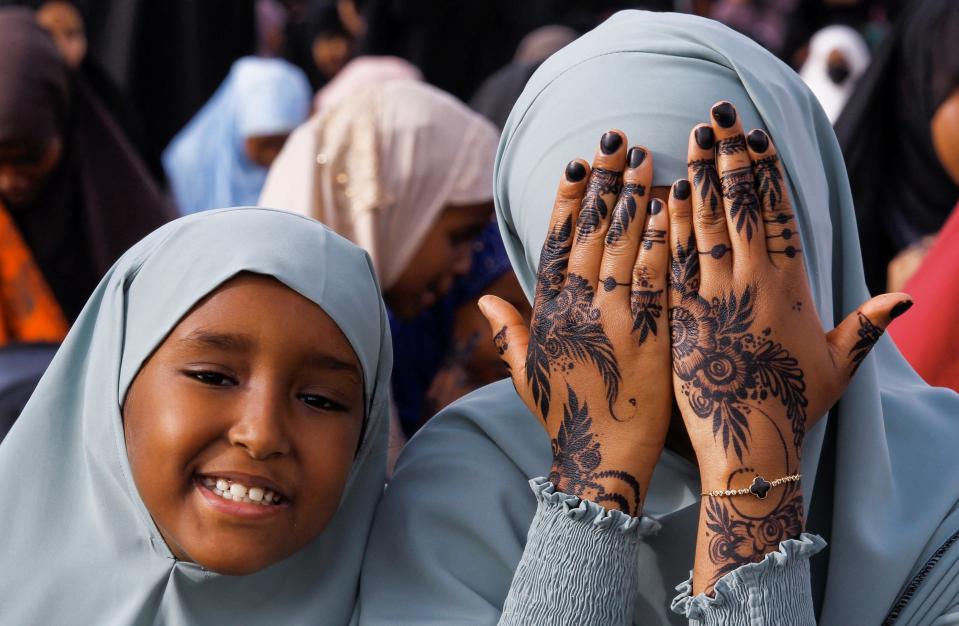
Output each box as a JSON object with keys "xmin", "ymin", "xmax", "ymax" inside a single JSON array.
[
  {"xmin": 499, "ymin": 478, "xmax": 661, "ymax": 625},
  {"xmin": 671, "ymin": 534, "xmax": 826, "ymax": 626}
]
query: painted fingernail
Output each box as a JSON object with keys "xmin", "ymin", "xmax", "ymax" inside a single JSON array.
[
  {"xmin": 649, "ymin": 198, "xmax": 664, "ymax": 215},
  {"xmin": 601, "ymin": 131, "xmax": 623, "ymax": 154},
  {"xmin": 695, "ymin": 126, "xmax": 715, "ymax": 149},
  {"xmin": 673, "ymin": 179, "xmax": 691, "ymax": 200},
  {"xmin": 565, "ymin": 160, "xmax": 587, "ymax": 182},
  {"xmin": 712, "ymin": 102, "xmax": 736, "ymax": 128},
  {"xmin": 747, "ymin": 129, "xmax": 769, "ymax": 153},
  {"xmin": 889, "ymin": 300, "xmax": 914, "ymax": 320},
  {"xmin": 627, "ymin": 146, "xmax": 647, "ymax": 168}
]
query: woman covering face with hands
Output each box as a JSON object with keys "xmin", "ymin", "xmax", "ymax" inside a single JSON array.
[{"xmin": 360, "ymin": 11, "xmax": 959, "ymax": 625}]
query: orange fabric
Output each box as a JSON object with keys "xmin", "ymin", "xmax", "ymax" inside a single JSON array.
[{"xmin": 0, "ymin": 205, "xmax": 68, "ymax": 344}]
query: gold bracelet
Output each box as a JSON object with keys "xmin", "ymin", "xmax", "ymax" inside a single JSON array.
[{"xmin": 701, "ymin": 474, "xmax": 801, "ymax": 500}]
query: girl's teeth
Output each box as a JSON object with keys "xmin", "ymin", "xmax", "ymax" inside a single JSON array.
[{"xmin": 204, "ymin": 477, "xmax": 282, "ymax": 505}]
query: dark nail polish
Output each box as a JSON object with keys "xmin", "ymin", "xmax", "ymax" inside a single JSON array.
[
  {"xmin": 649, "ymin": 198, "xmax": 663, "ymax": 215},
  {"xmin": 712, "ymin": 102, "xmax": 736, "ymax": 128},
  {"xmin": 889, "ymin": 300, "xmax": 914, "ymax": 320},
  {"xmin": 695, "ymin": 126, "xmax": 715, "ymax": 150},
  {"xmin": 565, "ymin": 160, "xmax": 587, "ymax": 182},
  {"xmin": 747, "ymin": 129, "xmax": 769, "ymax": 153},
  {"xmin": 673, "ymin": 179, "xmax": 691, "ymax": 200},
  {"xmin": 601, "ymin": 131, "xmax": 623, "ymax": 154},
  {"xmin": 627, "ymin": 146, "xmax": 646, "ymax": 168}
]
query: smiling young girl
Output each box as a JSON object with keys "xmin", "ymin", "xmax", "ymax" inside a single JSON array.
[{"xmin": 0, "ymin": 208, "xmax": 392, "ymax": 623}]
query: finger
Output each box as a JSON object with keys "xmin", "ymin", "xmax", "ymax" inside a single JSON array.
[
  {"xmin": 569, "ymin": 130, "xmax": 627, "ymax": 292},
  {"xmin": 631, "ymin": 197, "xmax": 669, "ymax": 346},
  {"xmin": 599, "ymin": 145, "xmax": 652, "ymax": 305},
  {"xmin": 746, "ymin": 129, "xmax": 803, "ymax": 272},
  {"xmin": 686, "ymin": 125, "xmax": 732, "ymax": 288},
  {"xmin": 826, "ymin": 293, "xmax": 914, "ymax": 382},
  {"xmin": 710, "ymin": 101, "xmax": 768, "ymax": 275},
  {"xmin": 533, "ymin": 159, "xmax": 591, "ymax": 308},
  {"xmin": 477, "ymin": 295, "xmax": 543, "ymax": 425},
  {"xmin": 668, "ymin": 177, "xmax": 700, "ymax": 306}
]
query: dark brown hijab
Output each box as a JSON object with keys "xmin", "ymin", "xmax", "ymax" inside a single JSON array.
[{"xmin": 0, "ymin": 8, "xmax": 172, "ymax": 320}]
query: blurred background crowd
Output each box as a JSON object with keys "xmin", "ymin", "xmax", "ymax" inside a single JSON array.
[{"xmin": 0, "ymin": 0, "xmax": 957, "ymax": 447}]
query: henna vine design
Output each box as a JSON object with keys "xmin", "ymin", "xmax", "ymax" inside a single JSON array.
[
  {"xmin": 721, "ymin": 166, "xmax": 761, "ymax": 242},
  {"xmin": 717, "ymin": 135, "xmax": 747, "ymax": 155},
  {"xmin": 848, "ymin": 312, "xmax": 882, "ymax": 375},
  {"xmin": 549, "ymin": 384, "xmax": 642, "ymax": 515},
  {"xmin": 527, "ymin": 270, "xmax": 622, "ymax": 420},
  {"xmin": 754, "ymin": 156, "xmax": 784, "ymax": 210},
  {"xmin": 699, "ymin": 243, "xmax": 731, "ymax": 259},
  {"xmin": 631, "ymin": 265, "xmax": 662, "ymax": 345},
  {"xmin": 689, "ymin": 158, "xmax": 720, "ymax": 216},
  {"xmin": 606, "ymin": 182, "xmax": 646, "ymax": 245},
  {"xmin": 669, "ymin": 272, "xmax": 808, "ymax": 459},
  {"xmin": 578, "ymin": 167, "xmax": 622, "ymax": 239},
  {"xmin": 670, "ymin": 233, "xmax": 700, "ymax": 302},
  {"xmin": 704, "ymin": 479, "xmax": 804, "ymax": 584}
]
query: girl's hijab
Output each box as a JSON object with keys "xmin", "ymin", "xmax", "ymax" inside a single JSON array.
[
  {"xmin": 0, "ymin": 8, "xmax": 172, "ymax": 322},
  {"xmin": 835, "ymin": 0, "xmax": 959, "ymax": 293},
  {"xmin": 163, "ymin": 57, "xmax": 311, "ymax": 215},
  {"xmin": 259, "ymin": 79, "xmax": 499, "ymax": 289},
  {"xmin": 362, "ymin": 11, "xmax": 959, "ymax": 625},
  {"xmin": 0, "ymin": 208, "xmax": 392, "ymax": 624},
  {"xmin": 799, "ymin": 25, "xmax": 870, "ymax": 123}
]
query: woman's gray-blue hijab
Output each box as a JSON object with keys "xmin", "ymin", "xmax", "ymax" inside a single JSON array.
[
  {"xmin": 0, "ymin": 208, "xmax": 392, "ymax": 624},
  {"xmin": 361, "ymin": 11, "xmax": 959, "ymax": 625}
]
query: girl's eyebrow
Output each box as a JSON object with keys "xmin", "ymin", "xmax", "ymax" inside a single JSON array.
[
  {"xmin": 178, "ymin": 329, "xmax": 362, "ymax": 380},
  {"xmin": 178, "ymin": 329, "xmax": 255, "ymax": 353}
]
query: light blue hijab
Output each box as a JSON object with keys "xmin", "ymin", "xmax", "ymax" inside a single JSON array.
[
  {"xmin": 361, "ymin": 11, "xmax": 959, "ymax": 625},
  {"xmin": 163, "ymin": 58, "xmax": 311, "ymax": 215},
  {"xmin": 0, "ymin": 208, "xmax": 392, "ymax": 624}
]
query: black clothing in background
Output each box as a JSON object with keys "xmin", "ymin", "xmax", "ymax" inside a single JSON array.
[
  {"xmin": 0, "ymin": 9, "xmax": 173, "ymax": 321},
  {"xmin": 0, "ymin": 343, "xmax": 57, "ymax": 443},
  {"xmin": 82, "ymin": 0, "xmax": 257, "ymax": 159},
  {"xmin": 834, "ymin": 0, "xmax": 959, "ymax": 294},
  {"xmin": 469, "ymin": 61, "xmax": 541, "ymax": 130}
]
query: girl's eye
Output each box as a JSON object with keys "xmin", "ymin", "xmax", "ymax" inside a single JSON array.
[
  {"xmin": 186, "ymin": 371, "xmax": 236, "ymax": 387},
  {"xmin": 300, "ymin": 394, "xmax": 348, "ymax": 412}
]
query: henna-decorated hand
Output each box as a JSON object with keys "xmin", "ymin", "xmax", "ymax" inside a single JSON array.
[
  {"xmin": 671, "ymin": 101, "xmax": 914, "ymax": 592},
  {"xmin": 479, "ymin": 131, "xmax": 672, "ymax": 517}
]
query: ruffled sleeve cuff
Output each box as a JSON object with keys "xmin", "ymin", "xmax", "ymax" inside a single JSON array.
[
  {"xmin": 497, "ymin": 477, "xmax": 659, "ymax": 626},
  {"xmin": 670, "ymin": 533, "xmax": 826, "ymax": 626}
]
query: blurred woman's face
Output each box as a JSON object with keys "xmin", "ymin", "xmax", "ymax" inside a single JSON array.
[
  {"xmin": 0, "ymin": 135, "xmax": 63, "ymax": 209},
  {"xmin": 244, "ymin": 133, "xmax": 290, "ymax": 168},
  {"xmin": 932, "ymin": 88, "xmax": 959, "ymax": 185},
  {"xmin": 385, "ymin": 202, "xmax": 493, "ymax": 319},
  {"xmin": 36, "ymin": 1, "xmax": 87, "ymax": 69}
]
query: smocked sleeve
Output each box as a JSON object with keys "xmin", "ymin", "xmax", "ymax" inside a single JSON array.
[
  {"xmin": 670, "ymin": 533, "xmax": 826, "ymax": 626},
  {"xmin": 497, "ymin": 477, "xmax": 660, "ymax": 626}
]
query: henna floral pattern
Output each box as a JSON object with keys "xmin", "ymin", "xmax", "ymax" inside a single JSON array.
[
  {"xmin": 549, "ymin": 385, "xmax": 642, "ymax": 515},
  {"xmin": 704, "ymin": 480, "xmax": 804, "ymax": 583}
]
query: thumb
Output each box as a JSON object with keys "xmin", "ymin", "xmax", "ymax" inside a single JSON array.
[
  {"xmin": 827, "ymin": 292, "xmax": 914, "ymax": 381},
  {"xmin": 477, "ymin": 295, "xmax": 531, "ymax": 391}
]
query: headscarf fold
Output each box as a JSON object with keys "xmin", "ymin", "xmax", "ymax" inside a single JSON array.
[
  {"xmin": 835, "ymin": 0, "xmax": 959, "ymax": 293},
  {"xmin": 361, "ymin": 11, "xmax": 959, "ymax": 625},
  {"xmin": 259, "ymin": 79, "xmax": 499, "ymax": 289},
  {"xmin": 163, "ymin": 57, "xmax": 311, "ymax": 215},
  {"xmin": 0, "ymin": 8, "xmax": 173, "ymax": 322},
  {"xmin": 0, "ymin": 208, "xmax": 392, "ymax": 624}
]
